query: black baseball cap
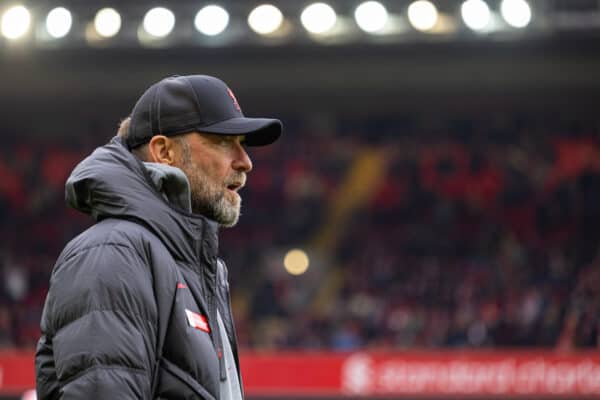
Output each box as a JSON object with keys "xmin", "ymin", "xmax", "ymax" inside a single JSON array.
[{"xmin": 126, "ymin": 75, "xmax": 282, "ymax": 149}]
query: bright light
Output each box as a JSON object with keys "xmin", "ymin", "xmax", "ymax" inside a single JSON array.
[
  {"xmin": 143, "ymin": 7, "xmax": 175, "ymax": 38},
  {"xmin": 501, "ymin": 0, "xmax": 532, "ymax": 28},
  {"xmin": 301, "ymin": 3, "xmax": 337, "ymax": 35},
  {"xmin": 461, "ymin": 0, "xmax": 491, "ymax": 31},
  {"xmin": 94, "ymin": 8, "xmax": 121, "ymax": 38},
  {"xmin": 407, "ymin": 1, "xmax": 439, "ymax": 32},
  {"xmin": 248, "ymin": 4, "xmax": 283, "ymax": 35},
  {"xmin": 1, "ymin": 5, "xmax": 31, "ymax": 39},
  {"xmin": 354, "ymin": 1, "xmax": 388, "ymax": 33},
  {"xmin": 46, "ymin": 7, "xmax": 72, "ymax": 39},
  {"xmin": 195, "ymin": 5, "xmax": 229, "ymax": 36},
  {"xmin": 284, "ymin": 249, "xmax": 310, "ymax": 275}
]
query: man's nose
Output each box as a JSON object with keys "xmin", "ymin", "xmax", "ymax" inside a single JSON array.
[{"xmin": 232, "ymin": 143, "xmax": 253, "ymax": 173}]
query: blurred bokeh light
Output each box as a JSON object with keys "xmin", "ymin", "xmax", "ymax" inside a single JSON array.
[
  {"xmin": 194, "ymin": 5, "xmax": 229, "ymax": 36},
  {"xmin": 45, "ymin": 7, "xmax": 72, "ymax": 39},
  {"xmin": 354, "ymin": 1, "xmax": 389, "ymax": 33},
  {"xmin": 408, "ymin": 0, "xmax": 439, "ymax": 32},
  {"xmin": 1, "ymin": 5, "xmax": 31, "ymax": 40},
  {"xmin": 284, "ymin": 249, "xmax": 310, "ymax": 275},
  {"xmin": 94, "ymin": 8, "xmax": 121, "ymax": 38},
  {"xmin": 301, "ymin": 3, "xmax": 337, "ymax": 35},
  {"xmin": 461, "ymin": 0, "xmax": 491, "ymax": 31},
  {"xmin": 501, "ymin": 0, "xmax": 532, "ymax": 28},
  {"xmin": 248, "ymin": 4, "xmax": 283, "ymax": 35},
  {"xmin": 143, "ymin": 7, "xmax": 175, "ymax": 38}
]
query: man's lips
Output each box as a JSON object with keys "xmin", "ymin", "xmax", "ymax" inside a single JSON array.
[
  {"xmin": 227, "ymin": 182, "xmax": 243, "ymax": 192},
  {"xmin": 226, "ymin": 174, "xmax": 246, "ymax": 192}
]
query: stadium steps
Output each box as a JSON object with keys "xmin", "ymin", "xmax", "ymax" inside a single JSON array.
[{"xmin": 309, "ymin": 148, "xmax": 387, "ymax": 314}]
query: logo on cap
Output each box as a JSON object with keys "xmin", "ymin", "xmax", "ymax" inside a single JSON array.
[{"xmin": 227, "ymin": 88, "xmax": 241, "ymax": 112}]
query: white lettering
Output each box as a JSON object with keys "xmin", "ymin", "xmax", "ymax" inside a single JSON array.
[
  {"xmin": 490, "ymin": 360, "xmax": 515, "ymax": 393},
  {"xmin": 341, "ymin": 354, "xmax": 374, "ymax": 394},
  {"xmin": 516, "ymin": 359, "xmax": 545, "ymax": 393},
  {"xmin": 341, "ymin": 355, "xmax": 600, "ymax": 396},
  {"xmin": 578, "ymin": 361, "xmax": 600, "ymax": 394},
  {"xmin": 546, "ymin": 363, "xmax": 577, "ymax": 394}
]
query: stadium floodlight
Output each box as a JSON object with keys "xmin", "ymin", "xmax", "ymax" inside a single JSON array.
[
  {"xmin": 46, "ymin": 7, "xmax": 72, "ymax": 39},
  {"xmin": 301, "ymin": 3, "xmax": 337, "ymax": 35},
  {"xmin": 143, "ymin": 7, "xmax": 175, "ymax": 38},
  {"xmin": 1, "ymin": 5, "xmax": 31, "ymax": 40},
  {"xmin": 194, "ymin": 5, "xmax": 229, "ymax": 36},
  {"xmin": 407, "ymin": 0, "xmax": 439, "ymax": 32},
  {"xmin": 500, "ymin": 0, "xmax": 532, "ymax": 28},
  {"xmin": 461, "ymin": 0, "xmax": 491, "ymax": 31},
  {"xmin": 354, "ymin": 1, "xmax": 388, "ymax": 33},
  {"xmin": 248, "ymin": 4, "xmax": 283, "ymax": 35},
  {"xmin": 94, "ymin": 8, "xmax": 121, "ymax": 38}
]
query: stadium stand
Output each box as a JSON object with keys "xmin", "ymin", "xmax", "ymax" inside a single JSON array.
[{"xmin": 1, "ymin": 111, "xmax": 598, "ymax": 353}]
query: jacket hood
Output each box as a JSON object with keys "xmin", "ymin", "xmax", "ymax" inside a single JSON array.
[{"xmin": 65, "ymin": 135, "xmax": 219, "ymax": 263}]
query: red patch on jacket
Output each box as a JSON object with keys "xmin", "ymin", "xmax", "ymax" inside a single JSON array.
[{"xmin": 185, "ymin": 309, "xmax": 210, "ymax": 333}]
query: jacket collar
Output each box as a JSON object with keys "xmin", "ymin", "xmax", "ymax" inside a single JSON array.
[{"xmin": 65, "ymin": 135, "xmax": 219, "ymax": 265}]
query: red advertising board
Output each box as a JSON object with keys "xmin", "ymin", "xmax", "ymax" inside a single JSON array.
[
  {"xmin": 242, "ymin": 351, "xmax": 600, "ymax": 397},
  {"xmin": 3, "ymin": 350, "xmax": 600, "ymax": 397},
  {"xmin": 0, "ymin": 351, "xmax": 35, "ymax": 395}
]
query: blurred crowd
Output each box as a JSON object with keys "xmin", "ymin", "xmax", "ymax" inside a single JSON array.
[{"xmin": 1, "ymin": 112, "xmax": 599, "ymax": 351}]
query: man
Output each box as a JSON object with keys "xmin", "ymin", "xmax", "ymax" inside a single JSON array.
[{"xmin": 35, "ymin": 75, "xmax": 282, "ymax": 399}]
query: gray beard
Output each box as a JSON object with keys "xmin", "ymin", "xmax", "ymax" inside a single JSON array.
[
  {"xmin": 188, "ymin": 171, "xmax": 241, "ymax": 228},
  {"xmin": 177, "ymin": 144, "xmax": 242, "ymax": 228}
]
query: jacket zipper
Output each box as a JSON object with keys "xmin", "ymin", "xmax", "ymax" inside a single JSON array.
[
  {"xmin": 221, "ymin": 266, "xmax": 244, "ymax": 396},
  {"xmin": 198, "ymin": 240, "xmax": 227, "ymax": 382},
  {"xmin": 208, "ymin": 284, "xmax": 226, "ymax": 381}
]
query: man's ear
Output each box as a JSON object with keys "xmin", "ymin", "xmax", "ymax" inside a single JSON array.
[{"xmin": 147, "ymin": 135, "xmax": 176, "ymax": 165}]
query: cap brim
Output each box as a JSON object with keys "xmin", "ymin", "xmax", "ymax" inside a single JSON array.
[{"xmin": 199, "ymin": 117, "xmax": 282, "ymax": 146}]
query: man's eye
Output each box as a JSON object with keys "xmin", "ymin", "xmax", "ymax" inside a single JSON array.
[
  {"xmin": 213, "ymin": 135, "xmax": 243, "ymax": 147},
  {"xmin": 212, "ymin": 136, "xmax": 228, "ymax": 145}
]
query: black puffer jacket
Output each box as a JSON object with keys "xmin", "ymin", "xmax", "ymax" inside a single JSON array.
[{"xmin": 35, "ymin": 136, "xmax": 241, "ymax": 399}]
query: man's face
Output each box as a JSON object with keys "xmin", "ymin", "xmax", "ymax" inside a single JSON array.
[{"xmin": 174, "ymin": 132, "xmax": 252, "ymax": 227}]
